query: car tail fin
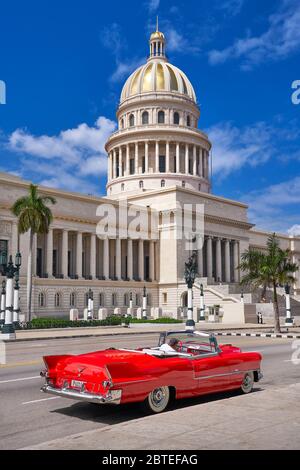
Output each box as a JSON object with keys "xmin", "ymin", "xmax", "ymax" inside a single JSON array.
[{"xmin": 43, "ymin": 355, "xmax": 73, "ymax": 371}]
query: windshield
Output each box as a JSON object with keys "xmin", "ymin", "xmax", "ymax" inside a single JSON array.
[{"xmin": 159, "ymin": 331, "xmax": 219, "ymax": 356}]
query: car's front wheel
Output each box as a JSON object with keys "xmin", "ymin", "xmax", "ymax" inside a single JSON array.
[
  {"xmin": 142, "ymin": 386, "xmax": 170, "ymax": 414},
  {"xmin": 241, "ymin": 372, "xmax": 254, "ymax": 394}
]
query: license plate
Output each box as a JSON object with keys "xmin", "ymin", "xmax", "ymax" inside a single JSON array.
[{"xmin": 71, "ymin": 380, "xmax": 84, "ymax": 389}]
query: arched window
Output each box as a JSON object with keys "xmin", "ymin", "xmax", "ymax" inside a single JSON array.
[
  {"xmin": 158, "ymin": 110, "xmax": 165, "ymax": 124},
  {"xmin": 186, "ymin": 115, "xmax": 191, "ymax": 127},
  {"xmin": 38, "ymin": 292, "xmax": 46, "ymax": 308},
  {"xmin": 135, "ymin": 293, "xmax": 140, "ymax": 307},
  {"xmin": 142, "ymin": 111, "xmax": 149, "ymax": 124},
  {"xmin": 121, "ymin": 183, "xmax": 125, "ymax": 191},
  {"xmin": 173, "ymin": 112, "xmax": 180, "ymax": 125},
  {"xmin": 161, "ymin": 179, "xmax": 165, "ymax": 188},
  {"xmin": 70, "ymin": 292, "xmax": 76, "ymax": 307},
  {"xmin": 139, "ymin": 180, "xmax": 144, "ymax": 189},
  {"xmin": 54, "ymin": 292, "xmax": 61, "ymax": 308},
  {"xmin": 120, "ymin": 118, "xmax": 124, "ymax": 129},
  {"xmin": 129, "ymin": 114, "xmax": 135, "ymax": 127},
  {"xmin": 182, "ymin": 181, "xmax": 186, "ymax": 188},
  {"xmin": 99, "ymin": 293, "xmax": 104, "ymax": 306},
  {"xmin": 198, "ymin": 183, "xmax": 201, "ymax": 191}
]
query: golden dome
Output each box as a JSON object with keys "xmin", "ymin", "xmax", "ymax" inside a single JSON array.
[
  {"xmin": 120, "ymin": 59, "xmax": 197, "ymax": 103},
  {"xmin": 150, "ymin": 31, "xmax": 165, "ymax": 40}
]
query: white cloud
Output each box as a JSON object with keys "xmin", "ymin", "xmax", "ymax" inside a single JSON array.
[
  {"xmin": 205, "ymin": 121, "xmax": 275, "ymax": 177},
  {"xmin": 110, "ymin": 58, "xmax": 144, "ymax": 83},
  {"xmin": 208, "ymin": 0, "xmax": 300, "ymax": 68},
  {"xmin": 218, "ymin": 0, "xmax": 245, "ymax": 16},
  {"xmin": 146, "ymin": 0, "xmax": 160, "ymax": 12},
  {"xmin": 7, "ymin": 116, "xmax": 116, "ymax": 193},
  {"xmin": 242, "ymin": 177, "xmax": 300, "ymax": 233},
  {"xmin": 288, "ymin": 225, "xmax": 300, "ymax": 236}
]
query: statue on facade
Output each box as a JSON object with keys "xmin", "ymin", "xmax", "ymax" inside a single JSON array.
[{"xmin": 184, "ymin": 251, "xmax": 198, "ymax": 289}]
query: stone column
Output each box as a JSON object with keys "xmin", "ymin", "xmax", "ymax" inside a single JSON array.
[
  {"xmin": 11, "ymin": 222, "xmax": 18, "ymax": 255},
  {"xmin": 197, "ymin": 245, "xmax": 203, "ymax": 277},
  {"xmin": 203, "ymin": 150, "xmax": 207, "ymax": 179},
  {"xmin": 113, "ymin": 149, "xmax": 117, "ymax": 179},
  {"xmin": 138, "ymin": 239, "xmax": 144, "ymax": 281},
  {"xmin": 76, "ymin": 232, "xmax": 83, "ymax": 278},
  {"xmin": 216, "ymin": 238, "xmax": 222, "ymax": 282},
  {"xmin": 135, "ymin": 142, "xmax": 139, "ymax": 175},
  {"xmin": 61, "ymin": 230, "xmax": 68, "ymax": 278},
  {"xmin": 207, "ymin": 236, "xmax": 213, "ymax": 278},
  {"xmin": 127, "ymin": 239, "xmax": 133, "ymax": 280},
  {"xmin": 234, "ymin": 240, "xmax": 240, "ymax": 283},
  {"xmin": 149, "ymin": 240, "xmax": 155, "ymax": 281},
  {"xmin": 46, "ymin": 228, "xmax": 53, "ymax": 277},
  {"xmin": 176, "ymin": 143, "xmax": 180, "ymax": 173},
  {"xmin": 199, "ymin": 148, "xmax": 204, "ymax": 177},
  {"xmin": 155, "ymin": 141, "xmax": 159, "ymax": 172},
  {"xmin": 126, "ymin": 144, "xmax": 130, "ymax": 176},
  {"xmin": 193, "ymin": 145, "xmax": 197, "ymax": 175},
  {"xmin": 90, "ymin": 233, "xmax": 96, "ymax": 279},
  {"xmin": 145, "ymin": 141, "xmax": 149, "ymax": 173},
  {"xmin": 166, "ymin": 141, "xmax": 170, "ymax": 173},
  {"xmin": 32, "ymin": 233, "xmax": 37, "ymax": 277},
  {"xmin": 103, "ymin": 237, "xmax": 109, "ymax": 280},
  {"xmin": 185, "ymin": 144, "xmax": 189, "ymax": 174},
  {"xmin": 225, "ymin": 239, "xmax": 231, "ymax": 283},
  {"xmin": 107, "ymin": 153, "xmax": 111, "ymax": 181},
  {"xmin": 116, "ymin": 237, "xmax": 121, "ymax": 280},
  {"xmin": 119, "ymin": 146, "xmax": 123, "ymax": 177}
]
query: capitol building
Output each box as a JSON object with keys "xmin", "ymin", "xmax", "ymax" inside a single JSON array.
[{"xmin": 1, "ymin": 28, "xmax": 300, "ymax": 321}]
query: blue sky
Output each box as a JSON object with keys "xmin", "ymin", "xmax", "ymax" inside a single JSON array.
[{"xmin": 0, "ymin": 0, "xmax": 299, "ymax": 234}]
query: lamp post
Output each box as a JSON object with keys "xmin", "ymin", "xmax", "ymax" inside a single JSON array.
[
  {"xmin": 142, "ymin": 286, "xmax": 147, "ymax": 319},
  {"xmin": 284, "ymin": 284, "xmax": 293, "ymax": 326},
  {"xmin": 13, "ymin": 272, "xmax": 20, "ymax": 325},
  {"xmin": 1, "ymin": 252, "xmax": 22, "ymax": 339},
  {"xmin": 87, "ymin": 288, "xmax": 93, "ymax": 320},
  {"xmin": 184, "ymin": 252, "xmax": 197, "ymax": 331},
  {"xmin": 0, "ymin": 280, "xmax": 5, "ymax": 326},
  {"xmin": 199, "ymin": 283, "xmax": 205, "ymax": 322}
]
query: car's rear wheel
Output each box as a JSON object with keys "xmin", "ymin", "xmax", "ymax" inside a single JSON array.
[
  {"xmin": 241, "ymin": 372, "xmax": 254, "ymax": 394},
  {"xmin": 142, "ymin": 386, "xmax": 170, "ymax": 414}
]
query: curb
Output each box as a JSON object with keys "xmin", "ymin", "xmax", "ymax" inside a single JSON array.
[{"xmin": 215, "ymin": 331, "xmax": 300, "ymax": 339}]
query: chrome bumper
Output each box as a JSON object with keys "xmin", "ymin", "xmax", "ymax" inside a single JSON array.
[{"xmin": 41, "ymin": 384, "xmax": 122, "ymax": 404}]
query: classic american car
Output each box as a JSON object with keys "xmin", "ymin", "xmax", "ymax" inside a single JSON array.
[{"xmin": 40, "ymin": 330, "xmax": 263, "ymax": 414}]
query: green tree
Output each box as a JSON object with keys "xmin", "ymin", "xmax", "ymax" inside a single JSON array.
[
  {"xmin": 239, "ymin": 233, "xmax": 298, "ymax": 333},
  {"xmin": 11, "ymin": 184, "xmax": 56, "ymax": 321}
]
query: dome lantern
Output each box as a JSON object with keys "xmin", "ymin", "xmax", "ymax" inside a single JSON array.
[{"xmin": 149, "ymin": 17, "xmax": 166, "ymax": 60}]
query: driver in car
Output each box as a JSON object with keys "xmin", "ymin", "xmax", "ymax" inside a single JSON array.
[{"xmin": 160, "ymin": 337, "xmax": 180, "ymax": 353}]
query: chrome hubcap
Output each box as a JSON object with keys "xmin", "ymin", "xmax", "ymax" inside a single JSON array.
[{"xmin": 152, "ymin": 388, "xmax": 165, "ymax": 406}]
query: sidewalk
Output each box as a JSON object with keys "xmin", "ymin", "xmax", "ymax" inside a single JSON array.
[
  {"xmin": 22, "ymin": 382, "xmax": 300, "ymax": 450},
  {"xmin": 3, "ymin": 322, "xmax": 290, "ymax": 342}
]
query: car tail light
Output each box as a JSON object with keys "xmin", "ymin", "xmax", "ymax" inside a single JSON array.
[{"xmin": 102, "ymin": 380, "xmax": 112, "ymax": 388}]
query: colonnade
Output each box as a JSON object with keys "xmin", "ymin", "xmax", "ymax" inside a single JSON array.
[{"xmin": 197, "ymin": 236, "xmax": 240, "ymax": 283}]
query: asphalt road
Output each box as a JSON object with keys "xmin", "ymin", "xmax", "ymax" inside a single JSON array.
[{"xmin": 0, "ymin": 333, "xmax": 298, "ymax": 450}]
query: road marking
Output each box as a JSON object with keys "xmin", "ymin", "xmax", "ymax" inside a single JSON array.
[
  {"xmin": 0, "ymin": 360, "xmax": 41, "ymax": 369},
  {"xmin": 0, "ymin": 375, "xmax": 41, "ymax": 384},
  {"xmin": 22, "ymin": 397, "xmax": 59, "ymax": 405}
]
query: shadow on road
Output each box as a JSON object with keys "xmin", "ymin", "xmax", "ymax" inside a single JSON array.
[{"xmin": 50, "ymin": 387, "xmax": 264, "ymax": 424}]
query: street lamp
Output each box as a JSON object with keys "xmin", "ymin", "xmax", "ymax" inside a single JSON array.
[
  {"xmin": 13, "ymin": 272, "xmax": 20, "ymax": 325},
  {"xmin": 87, "ymin": 288, "xmax": 94, "ymax": 320},
  {"xmin": 184, "ymin": 252, "xmax": 197, "ymax": 330},
  {"xmin": 284, "ymin": 284, "xmax": 293, "ymax": 326},
  {"xmin": 0, "ymin": 280, "xmax": 5, "ymax": 326},
  {"xmin": 199, "ymin": 283, "xmax": 205, "ymax": 322},
  {"xmin": 1, "ymin": 253, "xmax": 22, "ymax": 339},
  {"xmin": 142, "ymin": 286, "xmax": 147, "ymax": 319}
]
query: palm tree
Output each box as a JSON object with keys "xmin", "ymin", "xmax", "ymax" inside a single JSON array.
[
  {"xmin": 239, "ymin": 233, "xmax": 298, "ymax": 333},
  {"xmin": 11, "ymin": 184, "xmax": 56, "ymax": 321}
]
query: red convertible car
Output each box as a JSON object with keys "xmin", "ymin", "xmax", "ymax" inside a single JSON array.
[{"xmin": 41, "ymin": 330, "xmax": 263, "ymax": 414}]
